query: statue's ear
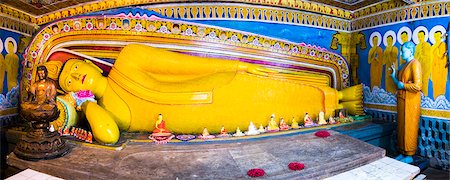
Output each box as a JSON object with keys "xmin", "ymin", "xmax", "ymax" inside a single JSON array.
[{"xmin": 84, "ymin": 60, "xmax": 103, "ymax": 73}]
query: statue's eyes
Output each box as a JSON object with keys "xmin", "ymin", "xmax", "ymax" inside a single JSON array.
[
  {"xmin": 74, "ymin": 65, "xmax": 78, "ymax": 70},
  {"xmin": 67, "ymin": 79, "xmax": 72, "ymax": 85}
]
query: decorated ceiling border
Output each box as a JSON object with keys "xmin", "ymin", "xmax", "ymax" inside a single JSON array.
[
  {"xmin": 0, "ymin": 5, "xmax": 36, "ymax": 35},
  {"xmin": 352, "ymin": 1, "xmax": 450, "ymax": 31},
  {"xmin": 2, "ymin": 0, "xmax": 353, "ymax": 27},
  {"xmin": 23, "ymin": 9, "xmax": 350, "ymax": 89},
  {"xmin": 147, "ymin": 3, "xmax": 351, "ymax": 32}
]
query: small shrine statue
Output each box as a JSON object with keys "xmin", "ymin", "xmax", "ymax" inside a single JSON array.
[
  {"xmin": 258, "ymin": 124, "xmax": 266, "ymax": 133},
  {"xmin": 217, "ymin": 125, "xmax": 231, "ymax": 138},
  {"xmin": 267, "ymin": 114, "xmax": 279, "ymax": 132},
  {"xmin": 233, "ymin": 127, "xmax": 245, "ymax": 137},
  {"xmin": 15, "ymin": 65, "xmax": 69, "ymax": 160},
  {"xmin": 328, "ymin": 116, "xmax": 336, "ymax": 124},
  {"xmin": 304, "ymin": 113, "xmax": 314, "ymax": 127},
  {"xmin": 21, "ymin": 66, "xmax": 58, "ymax": 112},
  {"xmin": 279, "ymin": 118, "xmax": 290, "ymax": 130},
  {"xmin": 149, "ymin": 114, "xmax": 174, "ymax": 144},
  {"xmin": 389, "ymin": 41, "xmax": 422, "ymax": 163},
  {"xmin": 291, "ymin": 117, "xmax": 299, "ymax": 129},
  {"xmin": 153, "ymin": 114, "xmax": 171, "ymax": 134},
  {"xmin": 339, "ymin": 111, "xmax": 345, "ymax": 118},
  {"xmin": 318, "ymin": 111, "xmax": 327, "ymax": 125},
  {"xmin": 198, "ymin": 128, "xmax": 215, "ymax": 139},
  {"xmin": 245, "ymin": 121, "xmax": 260, "ymax": 135}
]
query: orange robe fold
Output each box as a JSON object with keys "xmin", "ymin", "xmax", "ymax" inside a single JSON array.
[{"xmin": 397, "ymin": 59, "xmax": 422, "ymax": 156}]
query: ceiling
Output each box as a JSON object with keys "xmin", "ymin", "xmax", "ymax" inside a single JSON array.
[{"xmin": 1, "ymin": 0, "xmax": 398, "ymax": 16}]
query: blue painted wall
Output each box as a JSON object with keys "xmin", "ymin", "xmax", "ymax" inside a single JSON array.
[
  {"xmin": 0, "ymin": 29, "xmax": 23, "ymax": 112},
  {"xmin": 359, "ymin": 16, "xmax": 450, "ymax": 101}
]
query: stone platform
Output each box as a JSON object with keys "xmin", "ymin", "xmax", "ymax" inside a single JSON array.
[{"xmin": 7, "ymin": 130, "xmax": 385, "ymax": 179}]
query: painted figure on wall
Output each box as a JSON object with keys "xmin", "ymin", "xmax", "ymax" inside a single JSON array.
[
  {"xmin": 368, "ymin": 32, "xmax": 383, "ymax": 89},
  {"xmin": 430, "ymin": 25, "xmax": 448, "ymax": 99},
  {"xmin": 397, "ymin": 27, "xmax": 412, "ymax": 65},
  {"xmin": 390, "ymin": 41, "xmax": 422, "ymax": 163},
  {"xmin": 0, "ymin": 40, "xmax": 4, "ymax": 93},
  {"xmin": 413, "ymin": 27, "xmax": 431, "ymax": 96},
  {"xmin": 4, "ymin": 37, "xmax": 19, "ymax": 92},
  {"xmin": 383, "ymin": 31, "xmax": 399, "ymax": 94}
]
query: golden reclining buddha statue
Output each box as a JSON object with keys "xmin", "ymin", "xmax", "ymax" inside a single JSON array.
[{"xmin": 45, "ymin": 44, "xmax": 362, "ymax": 144}]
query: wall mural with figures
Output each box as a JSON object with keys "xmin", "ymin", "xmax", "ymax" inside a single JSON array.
[
  {"xmin": 0, "ymin": 29, "xmax": 28, "ymax": 119},
  {"xmin": 359, "ymin": 17, "xmax": 450, "ymax": 113},
  {"xmin": 358, "ymin": 15, "xmax": 449, "ymax": 170}
]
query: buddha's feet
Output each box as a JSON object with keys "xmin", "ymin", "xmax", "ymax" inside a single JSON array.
[
  {"xmin": 399, "ymin": 156, "xmax": 413, "ymax": 164},
  {"xmin": 395, "ymin": 154, "xmax": 405, "ymax": 160}
]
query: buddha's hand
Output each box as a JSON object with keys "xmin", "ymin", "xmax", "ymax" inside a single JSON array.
[
  {"xmin": 389, "ymin": 63, "xmax": 396, "ymax": 78},
  {"xmin": 238, "ymin": 62, "xmax": 278, "ymax": 76}
]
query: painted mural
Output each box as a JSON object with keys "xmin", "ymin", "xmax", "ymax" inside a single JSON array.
[
  {"xmin": 360, "ymin": 17, "xmax": 450, "ymax": 106},
  {"xmin": 359, "ymin": 15, "xmax": 449, "ymax": 170},
  {"xmin": 0, "ymin": 29, "xmax": 27, "ymax": 118}
]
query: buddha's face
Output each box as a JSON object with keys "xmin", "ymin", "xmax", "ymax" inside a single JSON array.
[
  {"xmin": 7, "ymin": 42, "xmax": 14, "ymax": 53},
  {"xmin": 387, "ymin": 36, "xmax": 393, "ymax": 46},
  {"xmin": 418, "ymin": 31, "xmax": 425, "ymax": 42},
  {"xmin": 401, "ymin": 32, "xmax": 408, "ymax": 43},
  {"xmin": 59, "ymin": 59, "xmax": 103, "ymax": 92},
  {"xmin": 401, "ymin": 46, "xmax": 413, "ymax": 60},
  {"xmin": 37, "ymin": 70, "xmax": 46, "ymax": 80},
  {"xmin": 372, "ymin": 36, "xmax": 378, "ymax": 46},
  {"xmin": 434, "ymin": 32, "xmax": 442, "ymax": 42}
]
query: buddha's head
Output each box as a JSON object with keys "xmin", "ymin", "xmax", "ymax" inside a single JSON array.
[
  {"xmin": 372, "ymin": 36, "xmax": 379, "ymax": 47},
  {"xmin": 400, "ymin": 31, "xmax": 408, "ymax": 43},
  {"xmin": 7, "ymin": 41, "xmax": 14, "ymax": 53},
  {"xmin": 59, "ymin": 59, "xmax": 104, "ymax": 92},
  {"xmin": 36, "ymin": 66, "xmax": 48, "ymax": 81},
  {"xmin": 387, "ymin": 35, "xmax": 393, "ymax": 46},
  {"xmin": 401, "ymin": 41, "xmax": 415, "ymax": 61},
  {"xmin": 418, "ymin": 31, "xmax": 425, "ymax": 42},
  {"xmin": 434, "ymin": 31, "xmax": 442, "ymax": 43}
]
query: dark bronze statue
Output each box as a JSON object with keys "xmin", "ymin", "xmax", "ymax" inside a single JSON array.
[{"xmin": 15, "ymin": 65, "xmax": 70, "ymax": 160}]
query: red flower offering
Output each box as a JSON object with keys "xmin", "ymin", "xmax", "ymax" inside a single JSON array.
[
  {"xmin": 288, "ymin": 162, "xmax": 305, "ymax": 171},
  {"xmin": 247, "ymin": 168, "xmax": 265, "ymax": 177},
  {"xmin": 314, "ymin": 130, "xmax": 331, "ymax": 138}
]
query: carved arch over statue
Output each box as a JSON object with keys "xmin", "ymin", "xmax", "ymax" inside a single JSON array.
[{"xmin": 22, "ymin": 10, "xmax": 350, "ymax": 96}]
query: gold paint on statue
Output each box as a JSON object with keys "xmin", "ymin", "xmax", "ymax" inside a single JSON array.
[{"xmin": 395, "ymin": 44, "xmax": 422, "ymax": 156}]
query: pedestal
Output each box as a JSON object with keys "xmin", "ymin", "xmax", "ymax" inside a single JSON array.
[
  {"xmin": 8, "ymin": 130, "xmax": 385, "ymax": 179},
  {"xmin": 14, "ymin": 106, "xmax": 70, "ymax": 161}
]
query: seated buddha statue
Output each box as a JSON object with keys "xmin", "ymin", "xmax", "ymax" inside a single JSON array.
[
  {"xmin": 45, "ymin": 44, "xmax": 363, "ymax": 144},
  {"xmin": 267, "ymin": 114, "xmax": 279, "ymax": 132},
  {"xmin": 152, "ymin": 114, "xmax": 170, "ymax": 134},
  {"xmin": 304, "ymin": 113, "xmax": 314, "ymax": 127}
]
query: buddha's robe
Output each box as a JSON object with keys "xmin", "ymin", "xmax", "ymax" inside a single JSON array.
[
  {"xmin": 5, "ymin": 51, "xmax": 19, "ymax": 91},
  {"xmin": 368, "ymin": 46, "xmax": 383, "ymax": 89},
  {"xmin": 415, "ymin": 42, "xmax": 431, "ymax": 96},
  {"xmin": 397, "ymin": 59, "xmax": 422, "ymax": 156},
  {"xmin": 100, "ymin": 44, "xmax": 338, "ymax": 134},
  {"xmin": 431, "ymin": 41, "xmax": 448, "ymax": 99},
  {"xmin": 0, "ymin": 55, "xmax": 4, "ymax": 93},
  {"xmin": 384, "ymin": 46, "xmax": 398, "ymax": 94}
]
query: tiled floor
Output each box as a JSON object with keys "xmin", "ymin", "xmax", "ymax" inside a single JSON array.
[
  {"xmin": 325, "ymin": 157, "xmax": 420, "ymax": 180},
  {"xmin": 5, "ymin": 169, "xmax": 63, "ymax": 180}
]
